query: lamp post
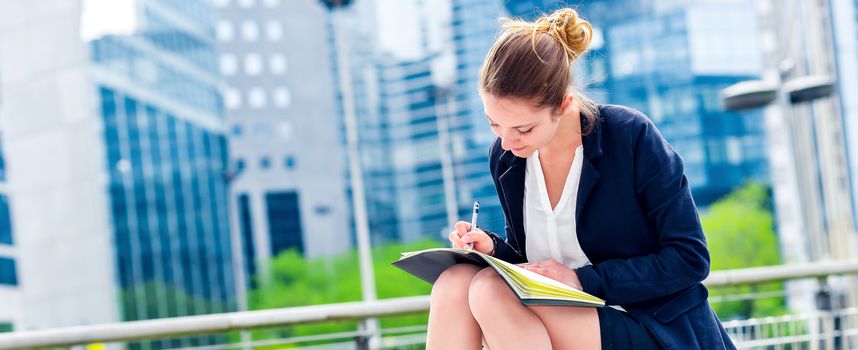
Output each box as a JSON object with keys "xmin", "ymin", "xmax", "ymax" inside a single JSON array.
[
  {"xmin": 319, "ymin": 1, "xmax": 380, "ymax": 349},
  {"xmin": 721, "ymin": 71, "xmax": 842, "ymax": 317},
  {"xmin": 431, "ymin": 86, "xmax": 459, "ymax": 232}
]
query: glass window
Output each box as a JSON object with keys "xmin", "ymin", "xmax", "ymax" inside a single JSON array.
[
  {"xmin": 254, "ymin": 123, "xmax": 271, "ymax": 138},
  {"xmin": 265, "ymin": 192, "xmax": 304, "ymax": 255},
  {"xmin": 216, "ymin": 21, "xmax": 234, "ymax": 42},
  {"xmin": 0, "ymin": 257, "xmax": 17, "ymax": 286},
  {"xmin": 265, "ymin": 21, "xmax": 283, "ymax": 41},
  {"xmin": 284, "ymin": 156, "xmax": 295, "ymax": 170},
  {"xmin": 237, "ymin": 194, "xmax": 257, "ymax": 288},
  {"xmin": 269, "ymin": 54, "xmax": 288, "ymax": 75},
  {"xmin": 726, "ymin": 137, "xmax": 743, "ymax": 165},
  {"xmin": 260, "ymin": 156, "xmax": 271, "ymax": 169},
  {"xmin": 243, "ymin": 53, "xmax": 263, "ymax": 76},
  {"xmin": 272, "ymin": 87, "xmax": 291, "ymax": 108},
  {"xmin": 224, "ymin": 87, "xmax": 242, "ymax": 110},
  {"xmin": 241, "ymin": 21, "xmax": 259, "ymax": 42},
  {"xmin": 248, "ymin": 88, "xmax": 267, "ymax": 109},
  {"xmin": 232, "ymin": 124, "xmax": 243, "ymax": 136},
  {"xmin": 219, "ymin": 54, "xmax": 238, "ymax": 76},
  {"xmin": 276, "ymin": 121, "xmax": 293, "ymax": 142},
  {"xmin": 0, "ymin": 195, "xmax": 13, "ymax": 245},
  {"xmin": 0, "ymin": 133, "xmax": 6, "ymax": 182}
]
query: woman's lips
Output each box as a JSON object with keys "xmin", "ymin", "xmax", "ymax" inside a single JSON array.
[{"xmin": 512, "ymin": 146, "xmax": 526, "ymax": 152}]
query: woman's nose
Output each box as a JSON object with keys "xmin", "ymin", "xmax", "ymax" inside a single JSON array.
[{"xmin": 500, "ymin": 130, "xmax": 518, "ymax": 150}]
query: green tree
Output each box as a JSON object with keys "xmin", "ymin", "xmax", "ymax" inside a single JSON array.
[
  {"xmin": 701, "ymin": 182, "xmax": 787, "ymax": 320},
  {"xmin": 246, "ymin": 239, "xmax": 439, "ymax": 347}
]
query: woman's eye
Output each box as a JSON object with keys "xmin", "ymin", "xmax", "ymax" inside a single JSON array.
[
  {"xmin": 489, "ymin": 123, "xmax": 499, "ymax": 128},
  {"xmin": 518, "ymin": 127, "xmax": 534, "ymax": 135}
]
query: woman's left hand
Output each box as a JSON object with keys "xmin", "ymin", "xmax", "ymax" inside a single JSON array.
[{"xmin": 517, "ymin": 260, "xmax": 583, "ymax": 290}]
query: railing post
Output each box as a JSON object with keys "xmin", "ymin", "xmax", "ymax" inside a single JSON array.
[
  {"xmin": 816, "ymin": 277, "xmax": 840, "ymax": 350},
  {"xmin": 354, "ymin": 319, "xmax": 372, "ymax": 350},
  {"xmin": 355, "ymin": 334, "xmax": 370, "ymax": 350}
]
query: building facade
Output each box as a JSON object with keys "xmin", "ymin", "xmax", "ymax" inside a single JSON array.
[
  {"xmin": 0, "ymin": 1, "xmax": 235, "ymax": 346},
  {"xmin": 214, "ymin": 0, "xmax": 352, "ymax": 293}
]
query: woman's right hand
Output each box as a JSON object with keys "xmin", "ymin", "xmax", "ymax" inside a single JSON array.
[{"xmin": 448, "ymin": 221, "xmax": 494, "ymax": 255}]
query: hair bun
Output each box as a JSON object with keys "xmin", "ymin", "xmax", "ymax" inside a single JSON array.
[{"xmin": 534, "ymin": 8, "xmax": 593, "ymax": 61}]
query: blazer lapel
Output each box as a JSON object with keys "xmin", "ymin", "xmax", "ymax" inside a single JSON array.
[
  {"xmin": 576, "ymin": 108, "xmax": 604, "ymax": 223},
  {"xmin": 498, "ymin": 151, "xmax": 526, "ymax": 256},
  {"xmin": 576, "ymin": 157, "xmax": 600, "ymax": 223}
]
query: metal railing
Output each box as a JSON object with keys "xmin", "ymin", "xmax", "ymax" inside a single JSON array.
[{"xmin": 1, "ymin": 259, "xmax": 858, "ymax": 349}]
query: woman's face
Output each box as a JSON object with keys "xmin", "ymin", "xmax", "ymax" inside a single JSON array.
[{"xmin": 481, "ymin": 93, "xmax": 561, "ymax": 158}]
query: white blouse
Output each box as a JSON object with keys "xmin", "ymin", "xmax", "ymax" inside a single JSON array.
[
  {"xmin": 524, "ymin": 145, "xmax": 589, "ymax": 268},
  {"xmin": 524, "ymin": 145, "xmax": 625, "ymax": 311}
]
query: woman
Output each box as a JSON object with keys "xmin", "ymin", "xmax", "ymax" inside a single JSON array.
[{"xmin": 427, "ymin": 8, "xmax": 735, "ymax": 350}]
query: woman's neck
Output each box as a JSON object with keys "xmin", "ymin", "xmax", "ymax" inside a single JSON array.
[{"xmin": 540, "ymin": 105, "xmax": 583, "ymax": 158}]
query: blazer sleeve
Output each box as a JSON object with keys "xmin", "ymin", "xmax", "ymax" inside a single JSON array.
[
  {"xmin": 574, "ymin": 114, "xmax": 711, "ymax": 305},
  {"xmin": 484, "ymin": 226, "xmax": 526, "ymax": 263}
]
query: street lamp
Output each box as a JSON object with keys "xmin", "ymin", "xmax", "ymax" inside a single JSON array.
[
  {"xmin": 720, "ymin": 72, "xmax": 839, "ymax": 315},
  {"xmin": 720, "ymin": 75, "xmax": 835, "ymax": 111},
  {"xmin": 319, "ymin": 0, "xmax": 380, "ymax": 349}
]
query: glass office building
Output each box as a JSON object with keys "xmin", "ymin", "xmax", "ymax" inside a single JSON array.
[
  {"xmin": 446, "ymin": 0, "xmax": 511, "ymax": 235},
  {"xmin": 215, "ymin": 0, "xmax": 351, "ymax": 297},
  {"xmin": 506, "ymin": 0, "xmax": 770, "ymax": 205},
  {"xmin": 89, "ymin": 4, "xmax": 236, "ymax": 347},
  {"xmin": 326, "ymin": 0, "xmax": 509, "ymax": 244},
  {"xmin": 0, "ymin": 1, "xmax": 234, "ymax": 346}
]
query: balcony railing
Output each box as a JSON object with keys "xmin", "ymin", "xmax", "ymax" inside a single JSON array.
[{"xmin": 1, "ymin": 259, "xmax": 858, "ymax": 350}]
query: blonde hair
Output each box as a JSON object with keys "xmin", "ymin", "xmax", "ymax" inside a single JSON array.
[{"xmin": 478, "ymin": 7, "xmax": 599, "ymax": 134}]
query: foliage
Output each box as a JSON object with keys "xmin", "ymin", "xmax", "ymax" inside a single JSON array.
[
  {"xmin": 245, "ymin": 239, "xmax": 440, "ymax": 347},
  {"xmin": 701, "ymin": 182, "xmax": 787, "ymax": 320}
]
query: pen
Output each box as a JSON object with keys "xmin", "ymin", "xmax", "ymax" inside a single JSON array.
[{"xmin": 468, "ymin": 201, "xmax": 479, "ymax": 250}]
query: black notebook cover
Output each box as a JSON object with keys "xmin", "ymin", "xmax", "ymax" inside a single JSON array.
[{"xmin": 392, "ymin": 249, "xmax": 488, "ymax": 284}]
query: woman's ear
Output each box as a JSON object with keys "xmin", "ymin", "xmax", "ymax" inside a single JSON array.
[{"xmin": 557, "ymin": 94, "xmax": 575, "ymax": 117}]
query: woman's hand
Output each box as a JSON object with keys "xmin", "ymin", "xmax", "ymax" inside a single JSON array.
[
  {"xmin": 518, "ymin": 260, "xmax": 583, "ymax": 290},
  {"xmin": 448, "ymin": 221, "xmax": 494, "ymax": 255}
]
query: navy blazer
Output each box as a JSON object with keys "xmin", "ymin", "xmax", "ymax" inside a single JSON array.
[{"xmin": 484, "ymin": 105, "xmax": 735, "ymax": 349}]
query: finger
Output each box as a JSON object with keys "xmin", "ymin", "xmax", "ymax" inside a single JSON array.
[
  {"xmin": 461, "ymin": 232, "xmax": 481, "ymax": 244},
  {"xmin": 527, "ymin": 266, "xmax": 547, "ymax": 275},
  {"xmin": 467, "ymin": 230, "xmax": 489, "ymax": 244},
  {"xmin": 448, "ymin": 231, "xmax": 465, "ymax": 248},
  {"xmin": 455, "ymin": 221, "xmax": 472, "ymax": 234},
  {"xmin": 460, "ymin": 232, "xmax": 471, "ymax": 244}
]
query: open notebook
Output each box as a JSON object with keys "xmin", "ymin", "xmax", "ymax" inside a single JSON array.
[{"xmin": 393, "ymin": 248, "xmax": 604, "ymax": 308}]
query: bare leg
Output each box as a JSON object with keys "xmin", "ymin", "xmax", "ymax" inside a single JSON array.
[
  {"xmin": 426, "ymin": 264, "xmax": 484, "ymax": 349},
  {"xmin": 527, "ymin": 305, "xmax": 600, "ymax": 349},
  {"xmin": 468, "ymin": 268, "xmax": 601, "ymax": 350},
  {"xmin": 468, "ymin": 268, "xmax": 552, "ymax": 350}
]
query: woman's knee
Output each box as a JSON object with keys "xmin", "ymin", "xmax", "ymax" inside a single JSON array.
[
  {"xmin": 431, "ymin": 264, "xmax": 481, "ymax": 304},
  {"xmin": 467, "ymin": 268, "xmax": 508, "ymax": 315}
]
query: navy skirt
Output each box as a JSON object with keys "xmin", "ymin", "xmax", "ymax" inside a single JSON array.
[{"xmin": 598, "ymin": 307, "xmax": 662, "ymax": 349}]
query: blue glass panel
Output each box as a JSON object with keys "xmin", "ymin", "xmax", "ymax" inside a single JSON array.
[
  {"xmin": 0, "ymin": 257, "xmax": 18, "ymax": 286},
  {"xmin": 0, "ymin": 195, "xmax": 13, "ymax": 245},
  {"xmin": 0, "ymin": 133, "xmax": 6, "ymax": 182},
  {"xmin": 237, "ymin": 194, "xmax": 256, "ymax": 288},
  {"xmin": 265, "ymin": 192, "xmax": 304, "ymax": 255}
]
